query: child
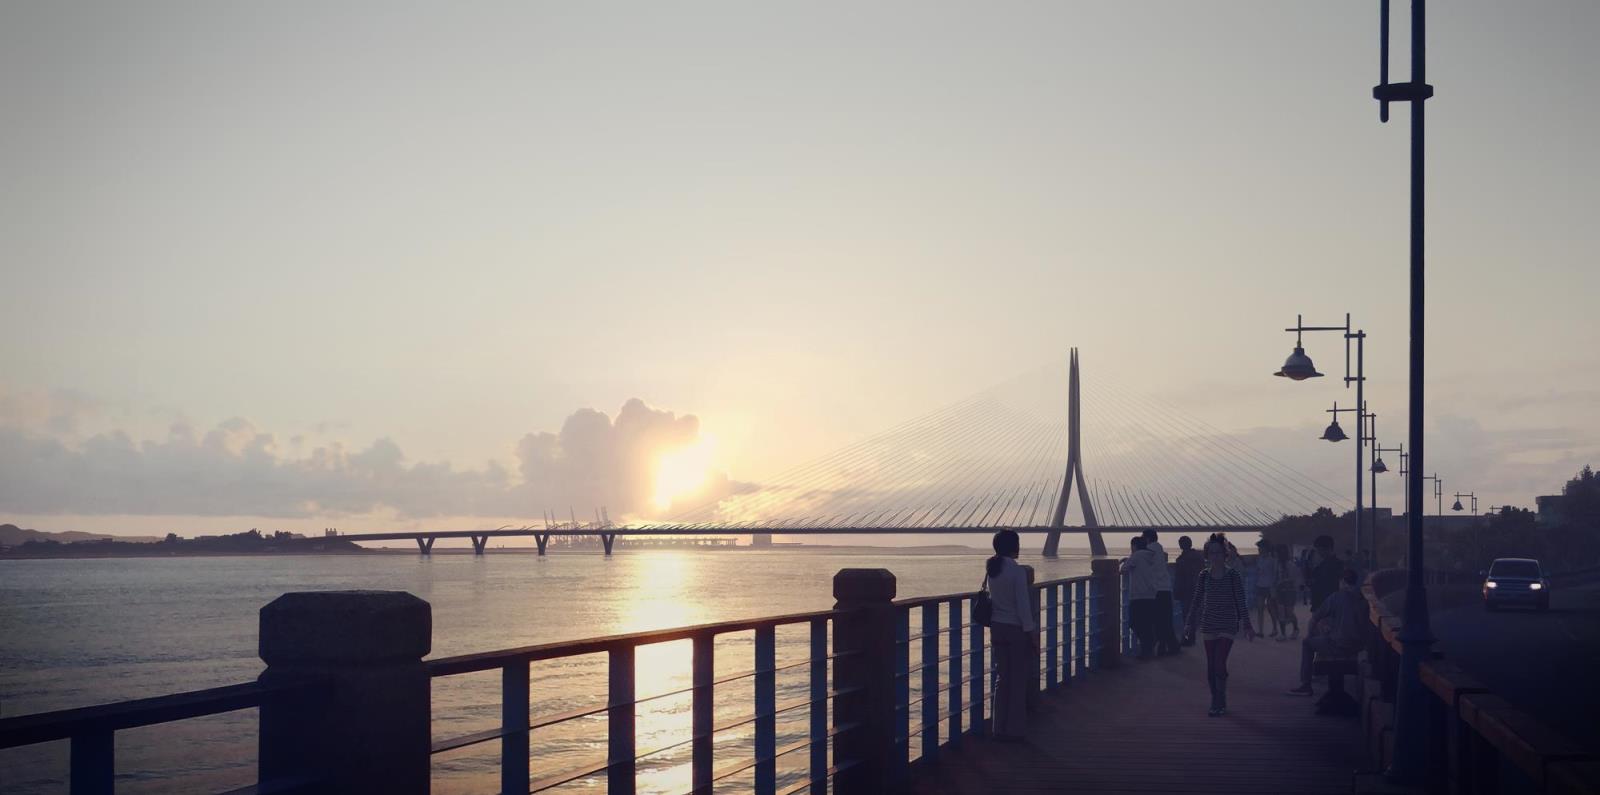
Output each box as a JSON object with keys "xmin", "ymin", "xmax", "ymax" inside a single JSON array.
[{"xmin": 1185, "ymin": 533, "xmax": 1255, "ymax": 716}]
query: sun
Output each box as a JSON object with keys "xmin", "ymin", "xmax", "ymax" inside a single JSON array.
[{"xmin": 651, "ymin": 434, "xmax": 717, "ymax": 511}]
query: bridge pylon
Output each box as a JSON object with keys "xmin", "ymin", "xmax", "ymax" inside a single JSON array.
[{"xmin": 1044, "ymin": 349, "xmax": 1105, "ymax": 557}]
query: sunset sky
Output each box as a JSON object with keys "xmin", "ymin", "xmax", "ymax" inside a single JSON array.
[{"xmin": 2, "ymin": 1, "xmax": 1596, "ymax": 541}]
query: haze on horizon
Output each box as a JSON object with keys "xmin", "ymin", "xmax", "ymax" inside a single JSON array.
[{"xmin": 2, "ymin": 1, "xmax": 1596, "ymax": 543}]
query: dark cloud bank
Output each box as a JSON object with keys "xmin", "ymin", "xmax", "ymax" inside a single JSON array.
[{"xmin": 0, "ymin": 398, "xmax": 739, "ymax": 520}]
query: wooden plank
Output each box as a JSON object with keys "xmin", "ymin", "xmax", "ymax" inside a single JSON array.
[{"xmin": 912, "ymin": 634, "xmax": 1363, "ymax": 794}]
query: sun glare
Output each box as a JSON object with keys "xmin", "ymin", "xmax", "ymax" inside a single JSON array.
[{"xmin": 651, "ymin": 435, "xmax": 717, "ymax": 511}]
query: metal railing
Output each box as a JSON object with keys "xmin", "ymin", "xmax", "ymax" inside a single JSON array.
[
  {"xmin": 0, "ymin": 565, "xmax": 1120, "ymax": 795},
  {"xmin": 0, "ymin": 680, "xmax": 323, "ymax": 795},
  {"xmin": 423, "ymin": 609, "xmax": 860, "ymax": 795},
  {"xmin": 889, "ymin": 574, "xmax": 1102, "ymax": 781}
]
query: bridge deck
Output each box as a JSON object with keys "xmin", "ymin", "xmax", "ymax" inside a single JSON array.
[{"xmin": 913, "ymin": 631, "xmax": 1364, "ymax": 794}]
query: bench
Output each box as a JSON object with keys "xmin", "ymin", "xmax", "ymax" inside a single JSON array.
[{"xmin": 1313, "ymin": 652, "xmax": 1361, "ymax": 716}]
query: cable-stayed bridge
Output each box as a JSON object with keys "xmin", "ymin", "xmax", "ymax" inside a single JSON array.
[{"xmin": 340, "ymin": 350, "xmax": 1345, "ymax": 557}]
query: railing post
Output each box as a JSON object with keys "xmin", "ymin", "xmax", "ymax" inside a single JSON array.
[
  {"xmin": 609, "ymin": 646, "xmax": 636, "ymax": 795},
  {"xmin": 68, "ymin": 729, "xmax": 113, "ymax": 795},
  {"xmin": 755, "ymin": 625, "xmax": 777, "ymax": 795},
  {"xmin": 1022, "ymin": 566, "xmax": 1039, "ymax": 709},
  {"xmin": 1045, "ymin": 584, "xmax": 1059, "ymax": 690},
  {"xmin": 1091, "ymin": 559, "xmax": 1123, "ymax": 670},
  {"xmin": 920, "ymin": 602, "xmax": 938, "ymax": 766},
  {"xmin": 808, "ymin": 618, "xmax": 828, "ymax": 794},
  {"xmin": 831, "ymin": 569, "xmax": 897, "ymax": 795},
  {"xmin": 503, "ymin": 660, "xmax": 531, "ymax": 795},
  {"xmin": 967, "ymin": 603, "xmax": 984, "ymax": 736},
  {"xmin": 947, "ymin": 599, "xmax": 963, "ymax": 745},
  {"xmin": 258, "ymin": 591, "xmax": 431, "ymax": 795},
  {"xmin": 1073, "ymin": 579, "xmax": 1088, "ymax": 679},
  {"xmin": 693, "ymin": 635, "xmax": 714, "ymax": 794}
]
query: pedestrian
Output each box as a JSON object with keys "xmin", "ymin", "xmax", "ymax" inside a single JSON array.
[
  {"xmin": 1254, "ymin": 539, "xmax": 1282, "ymax": 639},
  {"xmin": 1173, "ymin": 535, "xmax": 1204, "ymax": 647},
  {"xmin": 985, "ymin": 529, "xmax": 1037, "ymax": 741},
  {"xmin": 1287, "ymin": 569, "xmax": 1367, "ymax": 696},
  {"xmin": 1142, "ymin": 529, "xmax": 1182, "ymax": 655},
  {"xmin": 1307, "ymin": 535, "xmax": 1344, "ymax": 613},
  {"xmin": 1185, "ymin": 533, "xmax": 1255, "ymax": 716},
  {"xmin": 1274, "ymin": 544, "xmax": 1302, "ymax": 640},
  {"xmin": 1120, "ymin": 536, "xmax": 1160, "ymax": 659}
]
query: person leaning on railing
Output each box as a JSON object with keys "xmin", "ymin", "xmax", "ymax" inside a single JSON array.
[{"xmin": 984, "ymin": 529, "xmax": 1037, "ymax": 742}]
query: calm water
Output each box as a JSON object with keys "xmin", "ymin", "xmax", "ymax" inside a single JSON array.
[{"xmin": 0, "ymin": 549, "xmax": 1094, "ymax": 794}]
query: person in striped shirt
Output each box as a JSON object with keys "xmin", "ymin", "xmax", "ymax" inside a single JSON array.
[{"xmin": 1184, "ymin": 533, "xmax": 1256, "ymax": 716}]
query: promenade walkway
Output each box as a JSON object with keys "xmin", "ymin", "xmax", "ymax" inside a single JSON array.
[{"xmin": 913, "ymin": 632, "xmax": 1364, "ymax": 794}]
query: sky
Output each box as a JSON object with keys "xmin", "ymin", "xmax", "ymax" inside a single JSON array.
[{"xmin": 1, "ymin": 1, "xmax": 1596, "ymax": 544}]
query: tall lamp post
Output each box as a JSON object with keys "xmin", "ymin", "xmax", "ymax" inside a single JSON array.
[
  {"xmin": 1372, "ymin": 0, "xmax": 1436, "ymax": 781},
  {"xmin": 1275, "ymin": 313, "xmax": 1369, "ymax": 565},
  {"xmin": 1312, "ymin": 399, "xmax": 1375, "ymax": 565},
  {"xmin": 1452, "ymin": 492, "xmax": 1477, "ymax": 516},
  {"xmin": 1373, "ymin": 440, "xmax": 1402, "ymax": 565},
  {"xmin": 1422, "ymin": 473, "xmax": 1442, "ymax": 517}
]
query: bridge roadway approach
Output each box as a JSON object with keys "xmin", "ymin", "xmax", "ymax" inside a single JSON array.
[{"xmin": 338, "ymin": 525, "xmax": 1253, "ymax": 556}]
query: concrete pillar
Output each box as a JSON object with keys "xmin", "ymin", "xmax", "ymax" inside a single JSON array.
[
  {"xmin": 601, "ymin": 534, "xmax": 616, "ymax": 555},
  {"xmin": 258, "ymin": 591, "xmax": 431, "ymax": 795},
  {"xmin": 1091, "ymin": 558, "xmax": 1123, "ymax": 670},
  {"xmin": 831, "ymin": 569, "xmax": 898, "ymax": 795},
  {"xmin": 471, "ymin": 535, "xmax": 488, "ymax": 555},
  {"xmin": 535, "ymin": 534, "xmax": 550, "ymax": 556},
  {"xmin": 415, "ymin": 537, "xmax": 435, "ymax": 556}
]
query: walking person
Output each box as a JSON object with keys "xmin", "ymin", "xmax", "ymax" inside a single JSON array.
[
  {"xmin": 1274, "ymin": 545, "xmax": 1302, "ymax": 640},
  {"xmin": 1185, "ymin": 533, "xmax": 1255, "ymax": 716},
  {"xmin": 1173, "ymin": 536, "xmax": 1204, "ymax": 647},
  {"xmin": 1254, "ymin": 540, "xmax": 1282, "ymax": 639},
  {"xmin": 985, "ymin": 529, "xmax": 1037, "ymax": 741},
  {"xmin": 1142, "ymin": 530, "xmax": 1182, "ymax": 655},
  {"xmin": 1120, "ymin": 536, "xmax": 1160, "ymax": 659}
]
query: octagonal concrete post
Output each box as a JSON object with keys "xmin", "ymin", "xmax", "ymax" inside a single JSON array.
[
  {"xmin": 831, "ymin": 568, "xmax": 897, "ymax": 795},
  {"xmin": 258, "ymin": 590, "xmax": 431, "ymax": 794}
]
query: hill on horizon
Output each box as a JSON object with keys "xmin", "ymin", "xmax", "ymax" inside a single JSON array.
[{"xmin": 0, "ymin": 523, "xmax": 162, "ymax": 546}]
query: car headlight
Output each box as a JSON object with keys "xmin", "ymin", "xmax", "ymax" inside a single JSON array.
[
  {"xmin": 1530, "ymin": 582, "xmax": 1543, "ymax": 590},
  {"xmin": 1485, "ymin": 581, "xmax": 1498, "ymax": 589}
]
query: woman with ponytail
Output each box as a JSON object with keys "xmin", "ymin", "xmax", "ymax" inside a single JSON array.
[{"xmin": 1183, "ymin": 533, "xmax": 1255, "ymax": 716}]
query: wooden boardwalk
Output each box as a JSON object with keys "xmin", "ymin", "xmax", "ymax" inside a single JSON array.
[{"xmin": 913, "ymin": 634, "xmax": 1366, "ymax": 794}]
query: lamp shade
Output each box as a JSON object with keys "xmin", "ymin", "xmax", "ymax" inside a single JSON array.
[
  {"xmin": 1320, "ymin": 419, "xmax": 1348, "ymax": 442},
  {"xmin": 1452, "ymin": 499, "xmax": 1464, "ymax": 512},
  {"xmin": 1371, "ymin": 457, "xmax": 1388, "ymax": 473},
  {"xmin": 1274, "ymin": 346, "xmax": 1324, "ymax": 380}
]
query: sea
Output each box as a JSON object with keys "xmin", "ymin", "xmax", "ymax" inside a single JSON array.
[{"xmin": 0, "ymin": 548, "xmax": 1098, "ymax": 794}]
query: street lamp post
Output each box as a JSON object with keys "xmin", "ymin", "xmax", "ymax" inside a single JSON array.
[
  {"xmin": 1422, "ymin": 473, "xmax": 1442, "ymax": 517},
  {"xmin": 1373, "ymin": 439, "xmax": 1403, "ymax": 565},
  {"xmin": 1276, "ymin": 313, "xmax": 1368, "ymax": 566},
  {"xmin": 1452, "ymin": 492, "xmax": 1477, "ymax": 516},
  {"xmin": 1373, "ymin": 0, "xmax": 1436, "ymax": 782}
]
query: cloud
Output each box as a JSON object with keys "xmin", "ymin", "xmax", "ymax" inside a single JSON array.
[{"xmin": 0, "ymin": 399, "xmax": 736, "ymax": 521}]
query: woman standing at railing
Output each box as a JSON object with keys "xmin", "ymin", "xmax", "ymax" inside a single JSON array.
[
  {"xmin": 1185, "ymin": 533, "xmax": 1255, "ymax": 716},
  {"xmin": 986, "ymin": 529, "xmax": 1037, "ymax": 742}
]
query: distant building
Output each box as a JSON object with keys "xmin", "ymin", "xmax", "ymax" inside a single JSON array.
[{"xmin": 1535, "ymin": 495, "xmax": 1567, "ymax": 526}]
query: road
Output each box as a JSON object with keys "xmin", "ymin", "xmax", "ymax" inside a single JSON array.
[{"xmin": 1429, "ymin": 572, "xmax": 1600, "ymax": 751}]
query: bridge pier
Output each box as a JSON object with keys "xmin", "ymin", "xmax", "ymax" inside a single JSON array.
[
  {"xmin": 600, "ymin": 533, "xmax": 616, "ymax": 555},
  {"xmin": 415, "ymin": 537, "xmax": 435, "ymax": 556},
  {"xmin": 534, "ymin": 534, "xmax": 550, "ymax": 555},
  {"xmin": 470, "ymin": 535, "xmax": 488, "ymax": 555}
]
